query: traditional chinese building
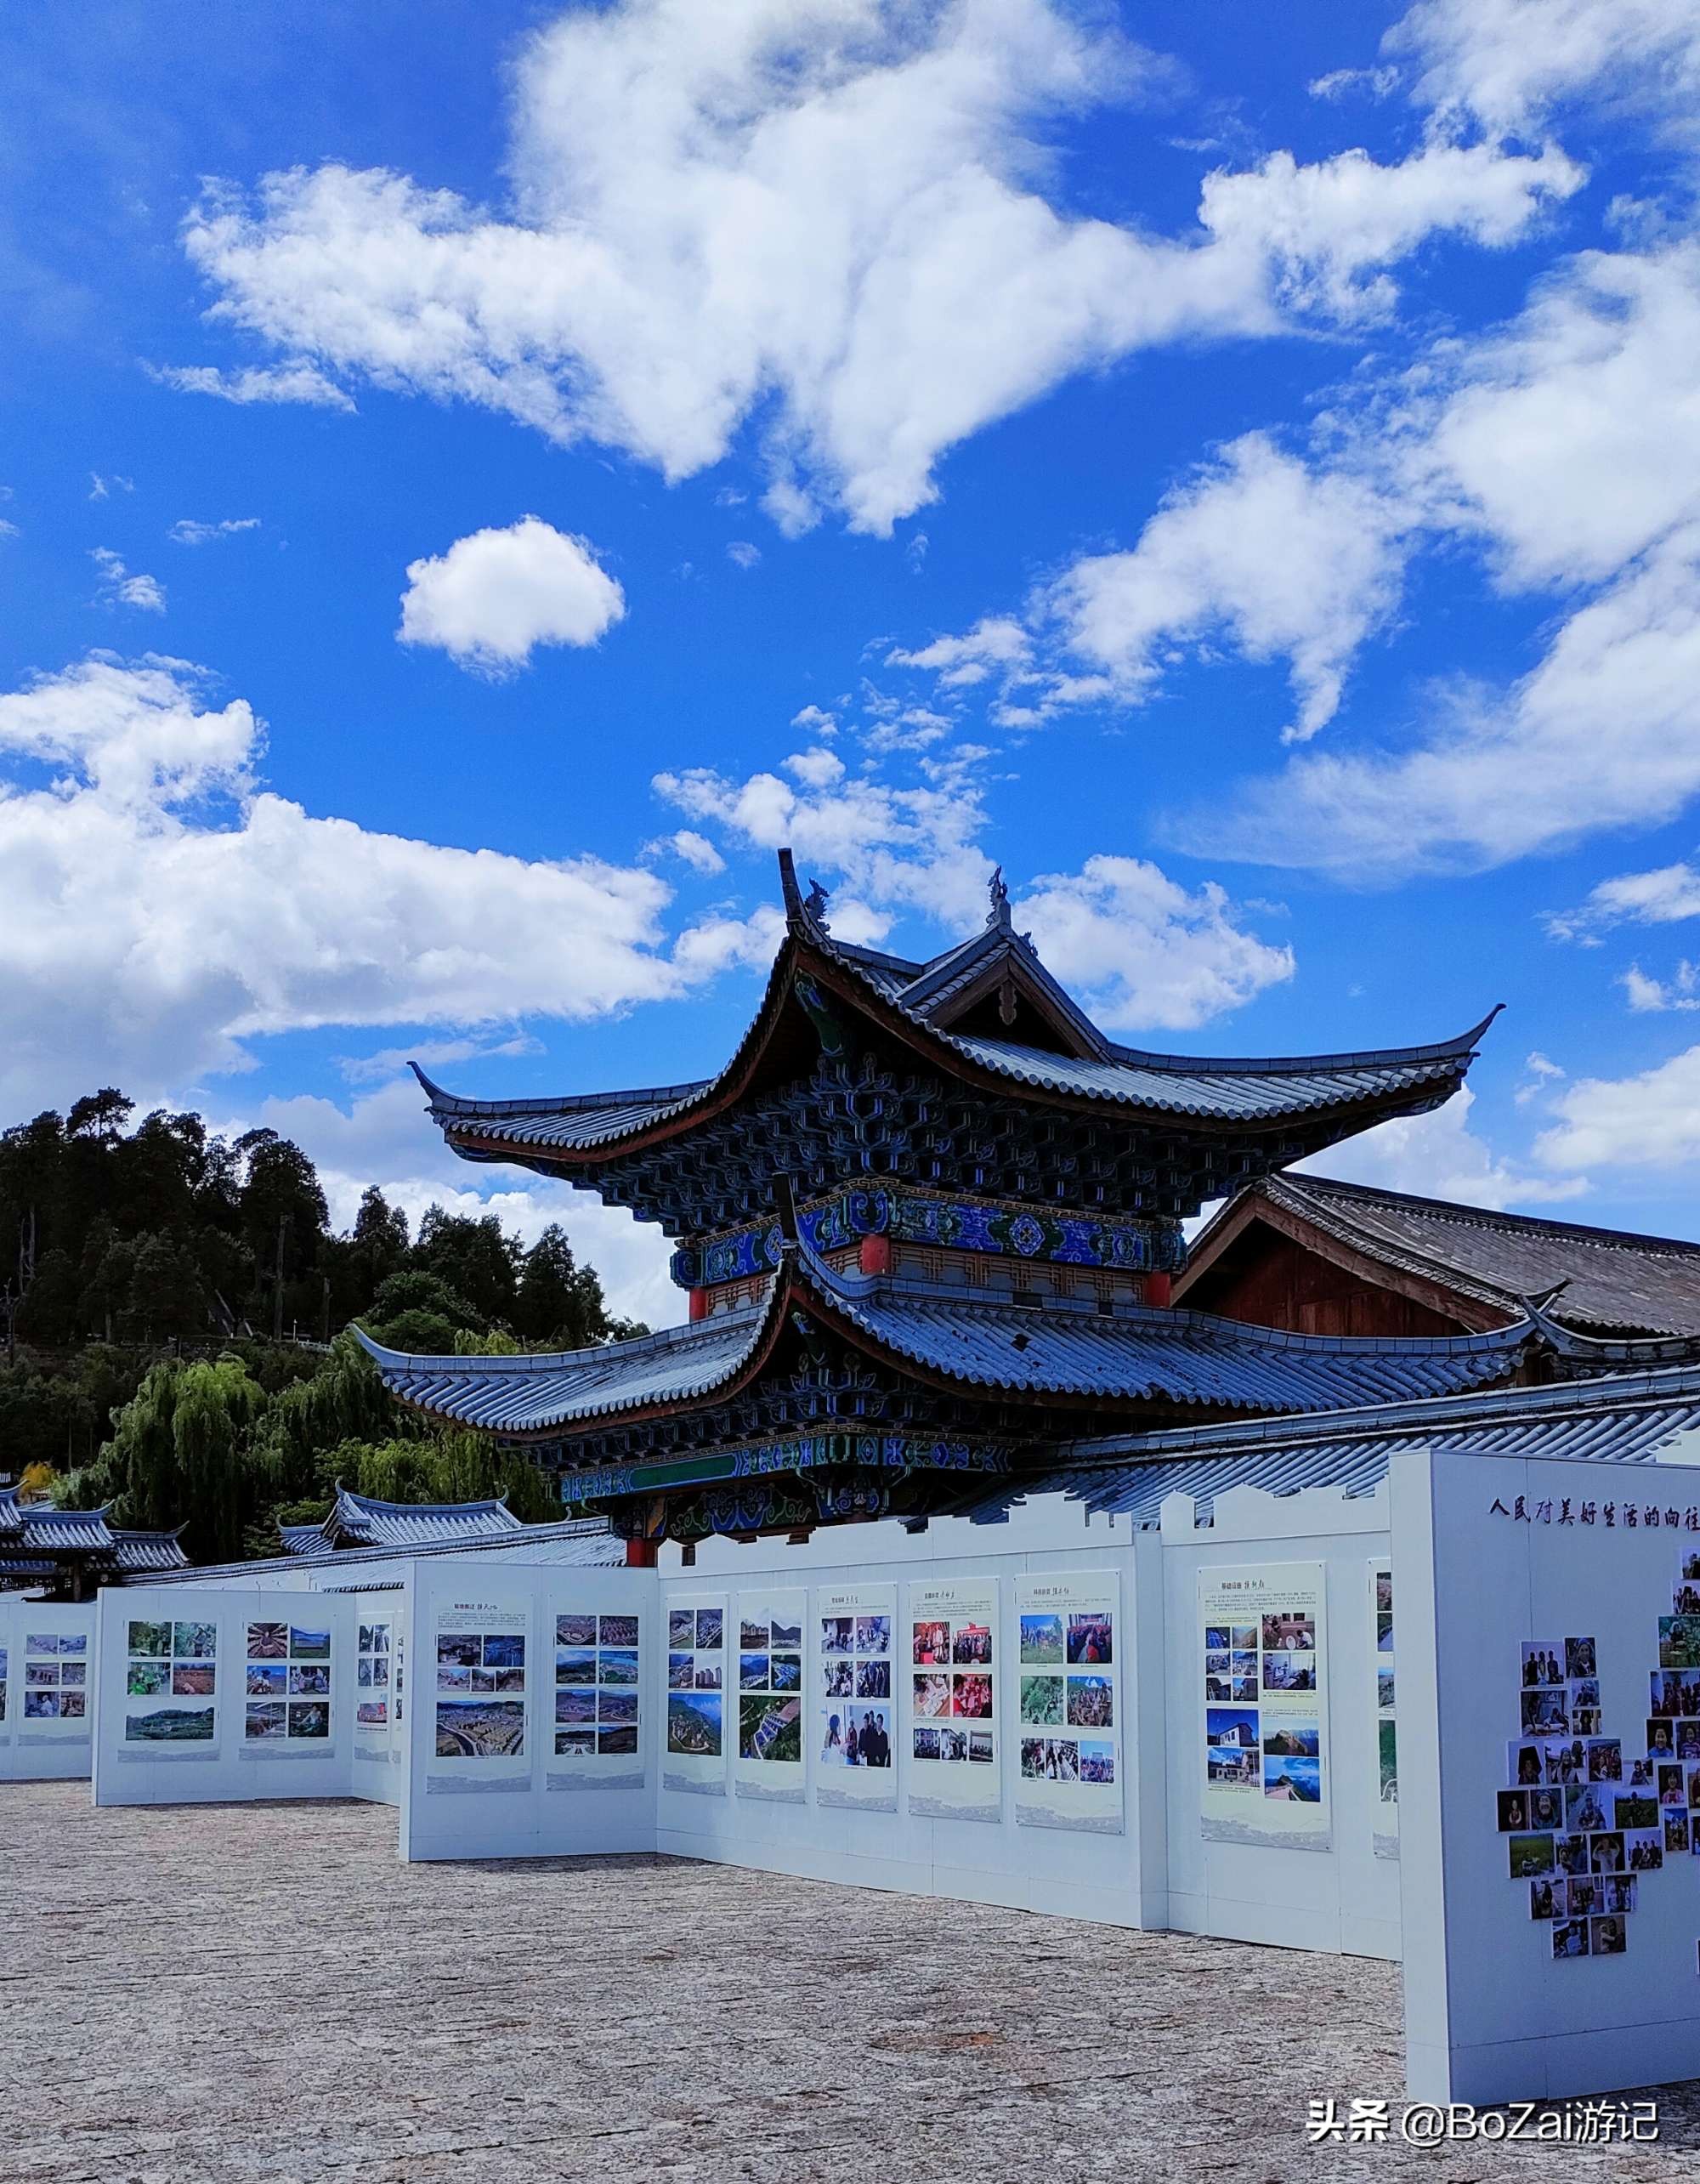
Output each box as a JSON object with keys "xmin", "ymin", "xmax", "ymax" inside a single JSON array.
[
  {"xmin": 0, "ymin": 1492, "xmax": 188, "ymax": 1599},
  {"xmin": 361, "ymin": 854, "xmax": 1536, "ymax": 1556}
]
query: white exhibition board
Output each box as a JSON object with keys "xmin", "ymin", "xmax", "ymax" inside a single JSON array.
[
  {"xmin": 92, "ymin": 1584, "xmax": 361, "ymax": 1807},
  {"xmin": 0, "ymin": 1597, "xmax": 97, "ymax": 1782},
  {"xmin": 1394, "ymin": 1445, "xmax": 1700, "ymax": 2105}
]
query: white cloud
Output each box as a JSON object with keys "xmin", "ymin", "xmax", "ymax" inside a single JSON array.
[
  {"xmin": 1051, "ymin": 434, "xmax": 1408, "ymax": 743},
  {"xmin": 0, "ymin": 655, "xmax": 779, "ymax": 1111},
  {"xmin": 1546, "ymin": 859, "xmax": 1700, "ymax": 942},
  {"xmin": 1309, "ymin": 66, "xmax": 1398, "ymax": 103},
  {"xmin": 1016, "ymin": 854, "xmax": 1295, "ymax": 1031},
  {"xmin": 726, "ymin": 541, "xmax": 762, "ymax": 570},
  {"xmin": 1299, "ymin": 1086, "xmax": 1588, "ymax": 1208},
  {"xmin": 661, "ymin": 829, "xmax": 726, "ymax": 875},
  {"xmin": 88, "ymin": 474, "xmax": 133, "ymax": 501},
  {"xmin": 89, "ymin": 547, "xmax": 166, "ymax": 614},
  {"xmin": 789, "ymin": 703, "xmax": 839, "ymax": 739},
  {"xmin": 1387, "ymin": 0, "xmax": 1700, "ymax": 139},
  {"xmin": 888, "ymin": 616, "xmax": 1031, "ymax": 689},
  {"xmin": 1536, "ymin": 1045, "xmax": 1700, "ymax": 1172},
  {"xmin": 1621, "ymin": 962, "xmax": 1700, "ymax": 1013},
  {"xmin": 397, "ymin": 516, "xmax": 625, "ymax": 675},
  {"xmin": 784, "ymin": 746, "xmax": 845, "ymax": 790},
  {"xmin": 169, "ymin": 517, "xmax": 261, "ymax": 546},
  {"xmin": 145, "ymin": 360, "xmax": 355, "ymax": 409},
  {"xmin": 174, "ymin": 0, "xmax": 1574, "ymax": 533},
  {"xmin": 220, "ymin": 1076, "xmax": 676, "ymax": 1326}
]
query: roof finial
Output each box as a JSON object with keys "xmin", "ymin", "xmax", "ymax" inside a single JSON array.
[
  {"xmin": 987, "ymin": 865, "xmax": 1011, "ymax": 931},
  {"xmin": 804, "ymin": 877, "xmax": 831, "ymax": 931},
  {"xmin": 778, "ymin": 846, "xmax": 802, "ymax": 921}
]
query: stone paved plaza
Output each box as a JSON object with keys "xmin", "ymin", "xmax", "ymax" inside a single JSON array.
[{"xmin": 4, "ymin": 1780, "xmax": 1698, "ymax": 2182}]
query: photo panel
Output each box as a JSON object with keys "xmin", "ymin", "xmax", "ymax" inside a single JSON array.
[
  {"xmin": 123, "ymin": 1609, "xmax": 219, "ymax": 1752},
  {"xmin": 426, "ymin": 1592, "xmax": 530, "ymax": 1787},
  {"xmin": 1200, "ymin": 1564, "xmax": 1329, "ymax": 1852},
  {"xmin": 815, "ymin": 1582, "xmax": 896, "ymax": 1812},
  {"xmin": 547, "ymin": 1596, "xmax": 644, "ymax": 1792},
  {"xmin": 664, "ymin": 1591, "xmax": 728, "ymax": 1796},
  {"xmin": 1015, "ymin": 1573, "xmax": 1121, "ymax": 1835},
  {"xmin": 734, "ymin": 1588, "xmax": 807, "ymax": 1805},
  {"xmin": 907, "ymin": 1577, "xmax": 1000, "ymax": 1823}
]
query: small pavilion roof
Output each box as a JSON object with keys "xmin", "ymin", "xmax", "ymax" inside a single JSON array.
[
  {"xmin": 1177, "ymin": 1171, "xmax": 1700, "ymax": 1336},
  {"xmin": 411, "ymin": 853, "xmax": 1500, "ymax": 1170},
  {"xmin": 355, "ymin": 1232, "xmax": 1541, "ymax": 1441},
  {"xmin": 0, "ymin": 1494, "xmax": 188, "ymax": 1590},
  {"xmin": 279, "ymin": 1483, "xmax": 528, "ymax": 1555}
]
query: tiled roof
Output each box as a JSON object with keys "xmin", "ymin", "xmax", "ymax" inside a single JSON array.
[
  {"xmin": 411, "ymin": 858, "xmax": 1499, "ymax": 1158},
  {"xmin": 1187, "ymin": 1171, "xmax": 1700, "ymax": 1335},
  {"xmin": 358, "ymin": 1242, "xmax": 1537, "ymax": 1438},
  {"xmin": 140, "ymin": 1515, "xmax": 626, "ymax": 1586},
  {"xmin": 963, "ymin": 1359, "xmax": 1700, "ymax": 1529},
  {"xmin": 0, "ymin": 1495, "xmax": 187, "ymax": 1579}
]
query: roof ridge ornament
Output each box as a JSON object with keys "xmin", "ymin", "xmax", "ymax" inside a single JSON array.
[{"xmin": 987, "ymin": 865, "xmax": 1012, "ymax": 931}]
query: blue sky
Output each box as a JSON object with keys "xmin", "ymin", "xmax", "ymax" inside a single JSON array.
[{"xmin": 5, "ymin": 0, "xmax": 1700, "ymax": 1323}]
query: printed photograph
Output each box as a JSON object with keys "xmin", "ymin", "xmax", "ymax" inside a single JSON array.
[
  {"xmin": 23, "ymin": 1634, "xmax": 58, "ymax": 1655},
  {"xmin": 483, "ymin": 1633, "xmax": 526, "ymax": 1669},
  {"xmin": 1204, "ymin": 1673, "xmax": 1232, "ymax": 1704},
  {"xmin": 854, "ymin": 1659, "xmax": 890, "ymax": 1699},
  {"xmin": 128, "ymin": 1661, "xmax": 169, "ymax": 1697},
  {"xmin": 1378, "ymin": 1722, "xmax": 1397, "ymax": 1802},
  {"xmin": 1204, "ymin": 1650, "xmax": 1230, "ymax": 1676},
  {"xmin": 1591, "ymin": 1915, "xmax": 1627, "ymax": 1957},
  {"xmin": 1264, "ymin": 1754, "xmax": 1322, "ymax": 1803},
  {"xmin": 1628, "ymin": 1829, "xmax": 1664, "ymax": 1872},
  {"xmin": 912, "ymin": 1620, "xmax": 950, "ymax": 1665},
  {"xmin": 173, "ymin": 1621, "xmax": 217, "ymax": 1659},
  {"xmin": 556, "ymin": 1688, "xmax": 598, "ymax": 1723},
  {"xmin": 1374, "ymin": 1577, "xmax": 1392, "ymax": 1617},
  {"xmin": 288, "ymin": 1701, "xmax": 332, "ymax": 1740},
  {"xmin": 1599, "ymin": 1875, "xmax": 1637, "ymax": 1915},
  {"xmin": 938, "ymin": 1727, "xmax": 968, "ymax": 1762},
  {"xmin": 1034, "ymin": 1737, "xmax": 1076, "ymax": 1779},
  {"xmin": 1205, "ymin": 1706, "xmax": 1259, "ymax": 1749},
  {"xmin": 1527, "ymin": 1787, "xmax": 1563, "ymax": 1831},
  {"xmin": 915, "ymin": 1671, "xmax": 952, "ymax": 1718},
  {"xmin": 1585, "ymin": 1739, "xmax": 1623, "ymax": 1783},
  {"xmin": 824, "ymin": 1657, "xmax": 855, "ymax": 1699},
  {"xmin": 1262, "ymin": 1612, "xmax": 1314, "ymax": 1652},
  {"xmin": 1079, "ymin": 1739, "xmax": 1114, "ymax": 1785},
  {"xmin": 357, "ymin": 1700, "xmax": 388, "ymax": 1727},
  {"xmin": 471, "ymin": 1668, "xmax": 497, "ymax": 1693},
  {"xmin": 855, "ymin": 1614, "xmax": 891, "ymax": 1654},
  {"xmin": 245, "ymin": 1702, "xmax": 286, "ymax": 1740},
  {"xmin": 288, "ymin": 1664, "xmax": 331, "ymax": 1697},
  {"xmin": 24, "ymin": 1691, "xmax": 60, "ymax": 1718},
  {"xmin": 1614, "ymin": 1792, "xmax": 1658, "ymax": 1830},
  {"xmin": 246, "ymin": 1621, "xmax": 288, "ymax": 1660},
  {"xmin": 24, "ymin": 1662, "xmax": 57, "ymax": 1688},
  {"xmin": 172, "ymin": 1662, "xmax": 216, "ymax": 1697},
  {"xmin": 1659, "ymin": 1615, "xmax": 1700, "ymax": 1671},
  {"xmin": 127, "ymin": 1620, "xmax": 171, "ymax": 1658},
  {"xmin": 666, "ymin": 1689, "xmax": 722, "ymax": 1756},
  {"xmin": 556, "ymin": 1729, "xmax": 598, "ymax": 1758},
  {"xmin": 558, "ymin": 1614, "xmax": 599, "ymax": 1648},
  {"xmin": 845, "ymin": 1705, "xmax": 892, "ymax": 1767},
  {"xmin": 1262, "ymin": 1653, "xmax": 1317, "ymax": 1694},
  {"xmin": 1019, "ymin": 1613, "xmax": 1064, "ymax": 1665},
  {"xmin": 951, "ymin": 1672, "xmax": 993, "ymax": 1719},
  {"xmin": 61, "ymin": 1692, "xmax": 86, "ymax": 1719},
  {"xmin": 1529, "ymin": 1876, "xmax": 1559, "ymax": 1920},
  {"xmin": 492, "ymin": 1667, "xmax": 525, "ymax": 1693},
  {"xmin": 599, "ymin": 1648, "xmax": 640, "ymax": 1685},
  {"xmin": 599, "ymin": 1614, "xmax": 640, "ymax": 1648},
  {"xmin": 740, "ymin": 1692, "xmax": 802, "ymax": 1764},
  {"xmin": 1521, "ymin": 1642, "xmax": 1563, "ymax": 1688},
  {"xmin": 1554, "ymin": 1835, "xmax": 1589, "ymax": 1878},
  {"xmin": 556, "ymin": 1647, "xmax": 598, "ymax": 1684},
  {"xmin": 1204, "ymin": 1625, "xmax": 1231, "ymax": 1650},
  {"xmin": 1553, "ymin": 1920, "xmax": 1590, "ymax": 1960},
  {"xmin": 438, "ymin": 1632, "xmax": 480, "ymax": 1669},
  {"xmin": 598, "ymin": 1689, "xmax": 639, "ymax": 1725},
  {"xmin": 369, "ymin": 1627, "xmax": 389, "ymax": 1654},
  {"xmin": 1376, "ymin": 1612, "xmax": 1393, "ymax": 1651},
  {"xmin": 1498, "ymin": 1790, "xmax": 1533, "ymax": 1832},
  {"xmin": 1020, "ymin": 1734, "xmax": 1048, "ymax": 1778},
  {"xmin": 598, "ymin": 1725, "xmax": 640, "ymax": 1756},
  {"xmin": 126, "ymin": 1704, "xmax": 215, "ymax": 1743},
  {"xmin": 1521, "ymin": 1688, "xmax": 1568, "ymax": 1735},
  {"xmin": 669, "ymin": 1652, "xmax": 695, "ymax": 1688},
  {"xmin": 770, "ymin": 1617, "xmax": 802, "ymax": 1648},
  {"xmin": 770, "ymin": 1653, "xmax": 802, "ymax": 1692},
  {"xmin": 357, "ymin": 1625, "xmax": 377, "ymax": 1653},
  {"xmin": 1066, "ymin": 1674, "xmax": 1113, "ymax": 1728},
  {"xmin": 1589, "ymin": 1830, "xmax": 1626, "ymax": 1874},
  {"xmin": 290, "ymin": 1627, "xmax": 332, "ymax": 1661},
  {"xmin": 1231, "ymin": 1674, "xmax": 1260, "ymax": 1703},
  {"xmin": 952, "ymin": 1622, "xmax": 992, "ymax": 1666},
  {"xmin": 434, "ymin": 1699, "xmax": 524, "ymax": 1757},
  {"xmin": 821, "ymin": 1615, "xmax": 854, "ymax": 1654},
  {"xmin": 357, "ymin": 1659, "xmax": 372, "ymax": 1688},
  {"xmin": 1206, "ymin": 1744, "xmax": 1258, "ymax": 1786},
  {"xmin": 668, "ymin": 1610, "xmax": 694, "ymax": 1649},
  {"xmin": 694, "ymin": 1609, "xmax": 722, "ymax": 1650},
  {"xmin": 740, "ymin": 1652, "xmax": 770, "ymax": 1689},
  {"xmin": 740, "ymin": 1616, "xmax": 769, "ymax": 1649},
  {"xmin": 1231, "ymin": 1626, "xmax": 1258, "ymax": 1651},
  {"xmin": 1508, "ymin": 1830, "xmax": 1556, "ymax": 1879},
  {"xmin": 913, "ymin": 1726, "xmax": 942, "ymax": 1761},
  {"xmin": 1067, "ymin": 1612, "xmax": 1112, "ymax": 1665},
  {"xmin": 694, "ymin": 1655, "xmax": 722, "ymax": 1690},
  {"xmin": 1377, "ymin": 1671, "xmax": 1395, "ymax": 1710},
  {"xmin": 1666, "ymin": 1812, "xmax": 1691, "ymax": 1855},
  {"xmin": 1265, "ymin": 1723, "xmax": 1320, "ymax": 1761},
  {"xmin": 438, "ymin": 1665, "xmax": 473, "ymax": 1693}
]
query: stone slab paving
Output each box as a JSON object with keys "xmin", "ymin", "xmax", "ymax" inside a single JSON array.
[{"xmin": 4, "ymin": 1781, "xmax": 1699, "ymax": 2182}]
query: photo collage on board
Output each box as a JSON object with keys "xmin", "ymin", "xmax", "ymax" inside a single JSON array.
[
  {"xmin": 245, "ymin": 1620, "xmax": 332, "ymax": 1743},
  {"xmin": 126, "ymin": 1619, "xmax": 217, "ymax": 1744},
  {"xmin": 355, "ymin": 1620, "xmax": 391, "ymax": 1728},
  {"xmin": 0, "ymin": 1636, "xmax": 8, "ymax": 1723},
  {"xmin": 1509, "ymin": 1554, "xmax": 1700, "ymax": 1961},
  {"xmin": 911, "ymin": 1604, "xmax": 995, "ymax": 1768},
  {"xmin": 22, "ymin": 1631, "xmax": 88, "ymax": 1723},
  {"xmin": 819, "ymin": 1608, "xmax": 893, "ymax": 1771},
  {"xmin": 1018, "ymin": 1605, "xmax": 1114, "ymax": 1787},
  {"xmin": 1375, "ymin": 1569, "xmax": 1397, "ymax": 1808},
  {"xmin": 738, "ymin": 1607, "xmax": 803, "ymax": 1765},
  {"xmin": 554, "ymin": 1611, "xmax": 640, "ymax": 1759},
  {"xmin": 436, "ymin": 1623, "xmax": 526, "ymax": 1758},
  {"xmin": 666, "ymin": 1604, "xmax": 725, "ymax": 1756},
  {"xmin": 1203, "ymin": 1607, "xmax": 1323, "ymax": 1807}
]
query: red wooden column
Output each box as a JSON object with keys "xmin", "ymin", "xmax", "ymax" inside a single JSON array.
[
  {"xmin": 625, "ymin": 1538, "xmax": 659, "ymax": 1567},
  {"xmin": 858, "ymin": 1234, "xmax": 892, "ymax": 1275},
  {"xmin": 1146, "ymin": 1272, "xmax": 1172, "ymax": 1307}
]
